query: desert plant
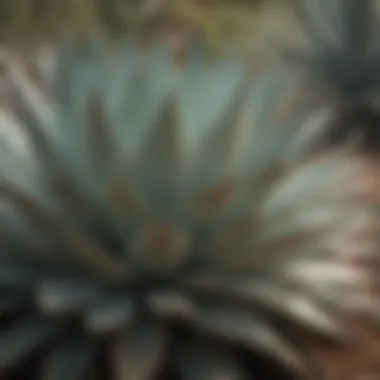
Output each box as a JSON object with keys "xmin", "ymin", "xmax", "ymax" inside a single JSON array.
[{"xmin": 0, "ymin": 38, "xmax": 375, "ymax": 380}]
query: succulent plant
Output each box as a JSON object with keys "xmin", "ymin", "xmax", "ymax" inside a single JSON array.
[
  {"xmin": 0, "ymin": 39, "xmax": 374, "ymax": 380},
  {"xmin": 279, "ymin": 0, "xmax": 380, "ymax": 150}
]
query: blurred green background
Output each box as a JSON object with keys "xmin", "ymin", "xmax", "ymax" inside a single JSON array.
[{"xmin": 0, "ymin": 0, "xmax": 296, "ymax": 51}]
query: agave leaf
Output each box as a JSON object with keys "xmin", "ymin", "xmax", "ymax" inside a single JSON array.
[
  {"xmin": 199, "ymin": 281, "xmax": 346, "ymax": 340},
  {"xmin": 193, "ymin": 305, "xmax": 303, "ymax": 370},
  {"xmin": 43, "ymin": 340, "xmax": 95, "ymax": 380},
  {"xmin": 177, "ymin": 339, "xmax": 249, "ymax": 380},
  {"xmin": 181, "ymin": 52, "xmax": 245, "ymax": 147},
  {"xmin": 136, "ymin": 96, "xmax": 185, "ymax": 215},
  {"xmin": 263, "ymin": 152, "xmax": 352, "ymax": 214},
  {"xmin": 0, "ymin": 317, "xmax": 59, "ymax": 368},
  {"xmin": 85, "ymin": 95, "xmax": 116, "ymax": 178},
  {"xmin": 191, "ymin": 74, "xmax": 252, "ymax": 184},
  {"xmin": 54, "ymin": 39, "xmax": 107, "ymax": 178},
  {"xmin": 147, "ymin": 290, "xmax": 195, "ymax": 320},
  {"xmin": 84, "ymin": 296, "xmax": 135, "ymax": 334},
  {"xmin": 4, "ymin": 52, "xmax": 55, "ymax": 141},
  {"xmin": 0, "ymin": 185, "xmax": 125, "ymax": 278},
  {"xmin": 113, "ymin": 320, "xmax": 167, "ymax": 380},
  {"xmin": 36, "ymin": 280, "xmax": 101, "ymax": 315},
  {"xmin": 0, "ymin": 137, "xmax": 44, "ymax": 196}
]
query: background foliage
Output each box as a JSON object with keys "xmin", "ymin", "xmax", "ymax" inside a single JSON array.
[{"xmin": 0, "ymin": 0, "xmax": 294, "ymax": 50}]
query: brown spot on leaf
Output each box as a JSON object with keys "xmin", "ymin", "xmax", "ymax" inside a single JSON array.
[
  {"xmin": 194, "ymin": 179, "xmax": 237, "ymax": 218},
  {"xmin": 131, "ymin": 222, "xmax": 190, "ymax": 271}
]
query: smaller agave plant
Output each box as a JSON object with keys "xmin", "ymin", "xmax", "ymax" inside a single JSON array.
[
  {"xmin": 279, "ymin": 0, "xmax": 380, "ymax": 150},
  {"xmin": 0, "ymin": 38, "xmax": 376, "ymax": 380}
]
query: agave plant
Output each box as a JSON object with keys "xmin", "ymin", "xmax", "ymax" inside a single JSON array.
[
  {"xmin": 0, "ymin": 39, "xmax": 375, "ymax": 380},
  {"xmin": 279, "ymin": 0, "xmax": 380, "ymax": 150}
]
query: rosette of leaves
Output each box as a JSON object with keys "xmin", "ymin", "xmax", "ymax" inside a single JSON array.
[{"xmin": 0, "ymin": 39, "xmax": 375, "ymax": 380}]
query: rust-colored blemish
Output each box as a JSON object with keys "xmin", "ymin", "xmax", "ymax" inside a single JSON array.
[
  {"xmin": 194, "ymin": 179, "xmax": 237, "ymax": 217},
  {"xmin": 132, "ymin": 222, "xmax": 190, "ymax": 270}
]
